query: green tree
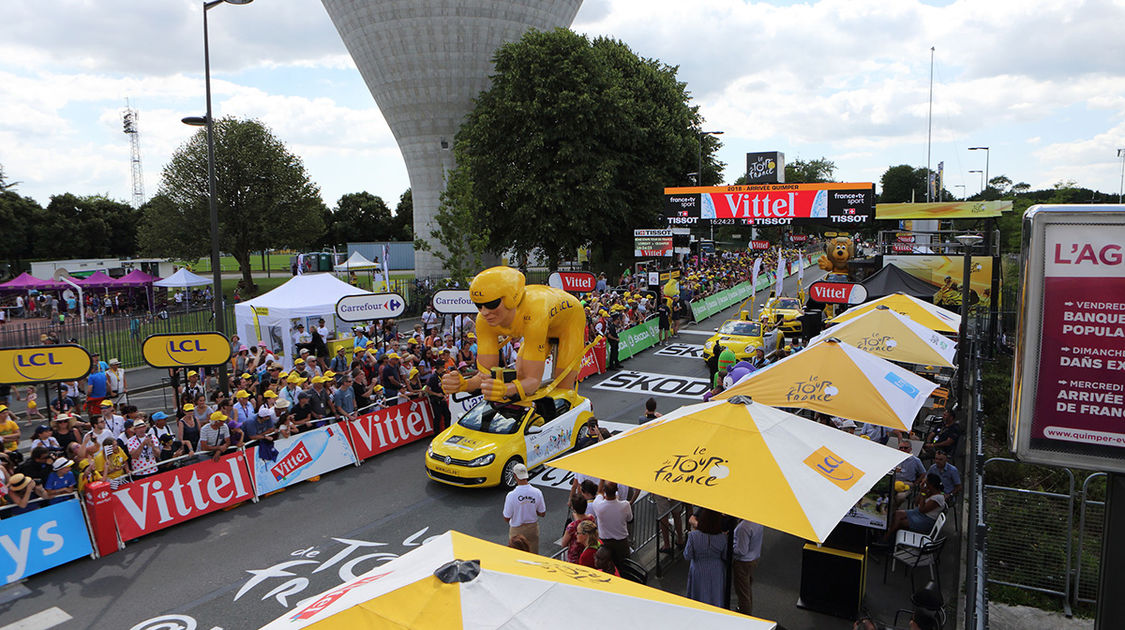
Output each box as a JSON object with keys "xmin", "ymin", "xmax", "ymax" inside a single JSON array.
[
  {"xmin": 323, "ymin": 191, "xmax": 392, "ymax": 247},
  {"xmin": 37, "ymin": 193, "xmax": 139, "ymax": 259},
  {"xmin": 448, "ymin": 28, "xmax": 718, "ymax": 271},
  {"xmin": 391, "ymin": 188, "xmax": 413, "ymax": 241},
  {"xmin": 0, "ymin": 190, "xmax": 42, "ymax": 270},
  {"xmin": 879, "ymin": 165, "xmax": 928, "ymax": 202},
  {"xmin": 415, "ymin": 167, "xmax": 490, "ymax": 285},
  {"xmin": 146, "ymin": 117, "xmax": 326, "ymax": 292}
]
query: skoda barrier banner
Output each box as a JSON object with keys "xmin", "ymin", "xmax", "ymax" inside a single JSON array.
[
  {"xmin": 0, "ymin": 499, "xmax": 93, "ymax": 585},
  {"xmin": 250, "ymin": 425, "xmax": 358, "ymax": 496},
  {"xmin": 618, "ymin": 319, "xmax": 660, "ymax": 360},
  {"xmin": 112, "ymin": 451, "xmax": 255, "ymax": 540},
  {"xmin": 344, "ymin": 399, "xmax": 436, "ymax": 461}
]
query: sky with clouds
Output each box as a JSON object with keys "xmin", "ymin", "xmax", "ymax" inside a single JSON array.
[{"xmin": 2, "ymin": 0, "xmax": 1124, "ymax": 210}]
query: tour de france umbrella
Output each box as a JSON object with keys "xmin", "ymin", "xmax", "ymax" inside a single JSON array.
[
  {"xmin": 827, "ymin": 292, "xmax": 960, "ymax": 333},
  {"xmin": 812, "ymin": 306, "xmax": 957, "ymax": 367},
  {"xmin": 549, "ymin": 398, "xmax": 909, "ymax": 544},
  {"xmin": 260, "ymin": 530, "xmax": 775, "ymax": 630},
  {"xmin": 715, "ymin": 339, "xmax": 938, "ymax": 432}
]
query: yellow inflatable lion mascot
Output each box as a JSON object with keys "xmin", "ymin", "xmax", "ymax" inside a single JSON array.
[{"xmin": 817, "ymin": 236, "xmax": 854, "ymax": 275}]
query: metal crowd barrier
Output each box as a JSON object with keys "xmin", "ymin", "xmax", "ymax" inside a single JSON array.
[
  {"xmin": 1075, "ymin": 472, "xmax": 1106, "ymax": 606},
  {"xmin": 982, "ymin": 457, "xmax": 1074, "ymax": 617}
]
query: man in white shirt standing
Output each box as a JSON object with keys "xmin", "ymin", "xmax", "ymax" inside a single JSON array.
[
  {"xmin": 733, "ymin": 519, "xmax": 765, "ymax": 615},
  {"xmin": 502, "ymin": 463, "xmax": 545, "ymax": 554},
  {"xmin": 591, "ymin": 481, "xmax": 633, "ymax": 568}
]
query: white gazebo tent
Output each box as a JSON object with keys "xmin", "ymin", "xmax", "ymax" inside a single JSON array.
[
  {"xmin": 233, "ymin": 273, "xmax": 371, "ymax": 368},
  {"xmin": 154, "ymin": 268, "xmax": 212, "ymax": 288},
  {"xmin": 334, "ymin": 251, "xmax": 380, "ymax": 272}
]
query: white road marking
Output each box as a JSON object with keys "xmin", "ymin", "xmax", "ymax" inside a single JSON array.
[
  {"xmin": 677, "ymin": 329, "xmax": 715, "ymax": 336},
  {"xmin": 0, "ymin": 607, "xmax": 73, "ymax": 630}
]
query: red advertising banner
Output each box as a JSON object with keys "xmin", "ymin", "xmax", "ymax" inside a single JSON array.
[
  {"xmin": 112, "ymin": 451, "xmax": 254, "ymax": 540},
  {"xmin": 750, "ymin": 240, "xmax": 771, "ymax": 251},
  {"xmin": 1031, "ymin": 224, "xmax": 1125, "ymax": 448},
  {"xmin": 664, "ymin": 183, "xmax": 875, "ymax": 226},
  {"xmin": 789, "ymin": 234, "xmax": 809, "ymax": 242},
  {"xmin": 578, "ymin": 337, "xmax": 606, "ymax": 382},
  {"xmin": 892, "ymin": 243, "xmax": 914, "ymax": 253},
  {"xmin": 896, "ymin": 234, "xmax": 916, "ymax": 243},
  {"xmin": 634, "ymin": 229, "xmax": 673, "ymax": 258},
  {"xmin": 809, "ymin": 281, "xmax": 868, "ymax": 305},
  {"xmin": 344, "ymin": 399, "xmax": 436, "ymax": 460},
  {"xmin": 549, "ymin": 272, "xmax": 597, "ymax": 293}
]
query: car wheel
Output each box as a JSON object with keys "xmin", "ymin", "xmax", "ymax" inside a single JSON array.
[{"xmin": 501, "ymin": 457, "xmax": 523, "ymax": 489}]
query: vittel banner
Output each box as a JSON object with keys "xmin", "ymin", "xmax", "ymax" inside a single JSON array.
[
  {"xmin": 112, "ymin": 451, "xmax": 254, "ymax": 540},
  {"xmin": 663, "ymin": 183, "xmax": 875, "ymax": 226},
  {"xmin": 344, "ymin": 399, "xmax": 436, "ymax": 460}
]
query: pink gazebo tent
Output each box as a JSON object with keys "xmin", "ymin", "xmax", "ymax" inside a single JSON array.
[
  {"xmin": 116, "ymin": 269, "xmax": 160, "ymax": 287},
  {"xmin": 76, "ymin": 271, "xmax": 117, "ymax": 289},
  {"xmin": 0, "ymin": 272, "xmax": 64, "ymax": 292}
]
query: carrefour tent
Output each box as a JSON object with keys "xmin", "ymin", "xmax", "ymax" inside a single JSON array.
[{"xmin": 233, "ymin": 273, "xmax": 371, "ymax": 369}]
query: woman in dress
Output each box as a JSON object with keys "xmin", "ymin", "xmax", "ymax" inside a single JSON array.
[{"xmin": 684, "ymin": 508, "xmax": 729, "ymax": 607}]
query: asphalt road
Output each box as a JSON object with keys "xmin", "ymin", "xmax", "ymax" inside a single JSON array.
[{"xmin": 1, "ymin": 269, "xmax": 825, "ymax": 630}]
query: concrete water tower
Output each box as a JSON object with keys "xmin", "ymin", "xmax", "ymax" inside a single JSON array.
[{"xmin": 321, "ymin": 0, "xmax": 583, "ymax": 277}]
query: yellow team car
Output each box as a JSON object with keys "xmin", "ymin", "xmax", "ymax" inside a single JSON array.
[
  {"xmin": 702, "ymin": 316, "xmax": 785, "ymax": 362},
  {"xmin": 759, "ymin": 296, "xmax": 804, "ymax": 335},
  {"xmin": 425, "ymin": 389, "xmax": 594, "ymax": 488}
]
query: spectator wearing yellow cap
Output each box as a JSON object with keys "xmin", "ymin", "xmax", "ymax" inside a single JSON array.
[
  {"xmin": 180, "ymin": 370, "xmax": 205, "ymax": 406},
  {"xmin": 232, "ymin": 389, "xmax": 256, "ymax": 426},
  {"xmin": 199, "ymin": 411, "xmax": 231, "ymax": 462},
  {"xmin": 0, "ymin": 404, "xmax": 20, "ymax": 452},
  {"xmin": 279, "ymin": 373, "xmax": 303, "ymax": 407},
  {"xmin": 381, "ymin": 353, "xmax": 404, "ymax": 404}
]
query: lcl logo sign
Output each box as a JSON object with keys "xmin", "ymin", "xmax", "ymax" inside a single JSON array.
[
  {"xmin": 142, "ymin": 332, "xmax": 232, "ymax": 368},
  {"xmin": 0, "ymin": 345, "xmax": 93, "ymax": 383}
]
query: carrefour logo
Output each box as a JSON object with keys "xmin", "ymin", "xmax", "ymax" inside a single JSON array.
[
  {"xmin": 0, "ymin": 345, "xmax": 93, "ymax": 383},
  {"xmin": 141, "ymin": 333, "xmax": 231, "ymax": 369},
  {"xmin": 336, "ymin": 293, "xmax": 407, "ymax": 322}
]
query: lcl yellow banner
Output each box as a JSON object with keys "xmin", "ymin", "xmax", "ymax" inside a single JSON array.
[
  {"xmin": 0, "ymin": 345, "xmax": 93, "ymax": 384},
  {"xmin": 142, "ymin": 332, "xmax": 231, "ymax": 369}
]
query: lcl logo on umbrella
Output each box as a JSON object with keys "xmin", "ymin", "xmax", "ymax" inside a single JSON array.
[{"xmin": 805, "ymin": 446, "xmax": 862, "ymax": 491}]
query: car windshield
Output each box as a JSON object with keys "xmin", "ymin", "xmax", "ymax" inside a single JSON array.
[
  {"xmin": 719, "ymin": 320, "xmax": 762, "ymax": 336},
  {"xmin": 457, "ymin": 402, "xmax": 528, "ymax": 435},
  {"xmin": 772, "ymin": 298, "xmax": 801, "ymax": 310}
]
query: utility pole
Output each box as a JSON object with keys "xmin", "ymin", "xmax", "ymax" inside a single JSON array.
[{"xmin": 926, "ymin": 46, "xmax": 934, "ymax": 203}]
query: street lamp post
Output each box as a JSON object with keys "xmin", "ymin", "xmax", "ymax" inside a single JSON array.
[
  {"xmin": 969, "ymin": 146, "xmax": 989, "ymax": 193},
  {"xmin": 1117, "ymin": 148, "xmax": 1124, "ymax": 203},
  {"xmin": 182, "ymin": 0, "xmax": 254, "ymax": 395},
  {"xmin": 955, "ymin": 233, "xmax": 984, "ymax": 400},
  {"xmin": 698, "ymin": 130, "xmax": 723, "ymax": 246},
  {"xmin": 969, "ymin": 170, "xmax": 984, "ymax": 196}
]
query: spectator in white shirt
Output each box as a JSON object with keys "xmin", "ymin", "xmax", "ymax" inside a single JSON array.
[
  {"xmin": 591, "ymin": 481, "xmax": 632, "ymax": 568},
  {"xmin": 502, "ymin": 463, "xmax": 546, "ymax": 554}
]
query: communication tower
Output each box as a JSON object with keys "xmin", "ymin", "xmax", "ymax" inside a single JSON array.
[{"xmin": 122, "ymin": 99, "xmax": 146, "ymax": 208}]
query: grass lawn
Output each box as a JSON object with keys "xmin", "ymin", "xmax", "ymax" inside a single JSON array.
[{"xmin": 182, "ymin": 254, "xmax": 293, "ymax": 273}]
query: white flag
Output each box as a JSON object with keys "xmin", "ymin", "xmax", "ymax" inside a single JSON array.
[
  {"xmin": 798, "ymin": 253, "xmax": 805, "ymax": 281},
  {"xmin": 775, "ymin": 252, "xmax": 785, "ymax": 294},
  {"xmin": 752, "ymin": 257, "xmax": 762, "ymax": 289},
  {"xmin": 381, "ymin": 244, "xmax": 391, "ymax": 291}
]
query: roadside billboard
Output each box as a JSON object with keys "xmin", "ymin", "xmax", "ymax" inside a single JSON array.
[
  {"xmin": 883, "ymin": 255, "xmax": 994, "ymax": 296},
  {"xmin": 0, "ymin": 344, "xmax": 92, "ymax": 384},
  {"xmin": 249, "ymin": 425, "xmax": 357, "ymax": 496},
  {"xmin": 141, "ymin": 333, "xmax": 231, "ymax": 369},
  {"xmin": 343, "ymin": 399, "xmax": 436, "ymax": 460},
  {"xmin": 0, "ymin": 499, "xmax": 93, "ymax": 585},
  {"xmin": 1010, "ymin": 205, "xmax": 1125, "ymax": 472},
  {"xmin": 634, "ymin": 229, "xmax": 673, "ymax": 257},
  {"xmin": 663, "ymin": 183, "xmax": 875, "ymax": 226},
  {"xmin": 112, "ymin": 451, "xmax": 254, "ymax": 540}
]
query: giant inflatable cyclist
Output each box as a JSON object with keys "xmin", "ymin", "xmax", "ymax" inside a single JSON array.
[{"xmin": 441, "ymin": 266, "xmax": 586, "ymax": 401}]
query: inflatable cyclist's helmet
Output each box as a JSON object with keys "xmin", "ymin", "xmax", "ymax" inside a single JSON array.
[{"xmin": 470, "ymin": 266, "xmax": 526, "ymax": 310}]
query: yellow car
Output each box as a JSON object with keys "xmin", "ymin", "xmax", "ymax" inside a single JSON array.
[
  {"xmin": 759, "ymin": 296, "xmax": 804, "ymax": 334},
  {"xmin": 425, "ymin": 389, "xmax": 594, "ymax": 488},
  {"xmin": 702, "ymin": 317, "xmax": 785, "ymax": 362}
]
